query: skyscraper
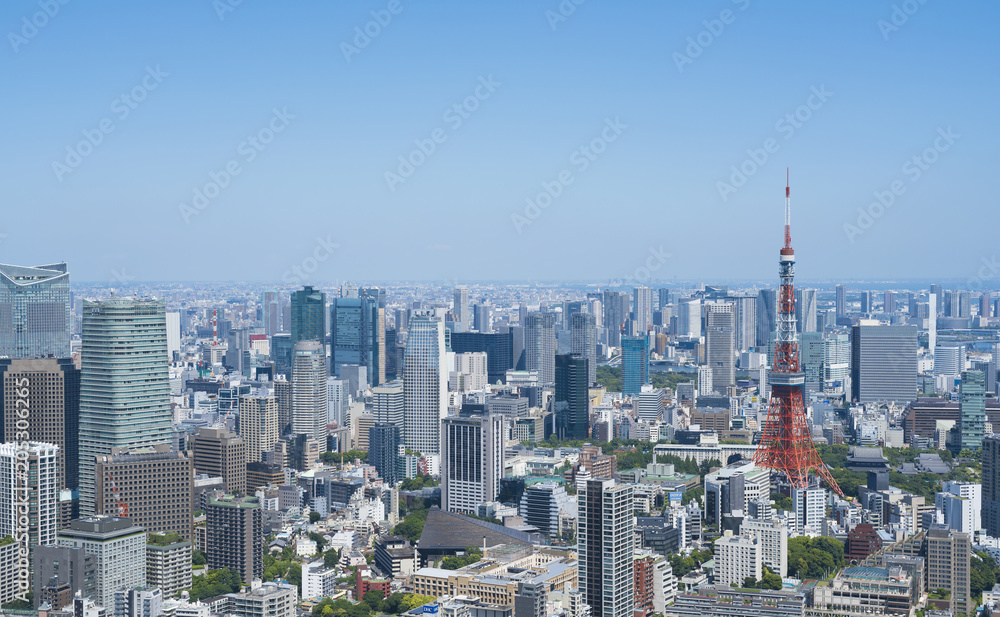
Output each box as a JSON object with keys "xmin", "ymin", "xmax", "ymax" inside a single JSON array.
[
  {"xmin": 883, "ymin": 290, "xmax": 896, "ymax": 314},
  {"xmin": 795, "ymin": 289, "xmax": 817, "ymax": 333},
  {"xmin": 441, "ymin": 415, "xmax": 504, "ymax": 514},
  {"xmin": 239, "ymin": 394, "xmax": 279, "ymax": 464},
  {"xmin": 403, "ymin": 311, "xmax": 448, "ymax": 456},
  {"xmin": 57, "ymin": 516, "xmax": 147, "ymax": 610},
  {"xmin": 79, "ymin": 298, "xmax": 172, "ymax": 514},
  {"xmin": 190, "ymin": 428, "xmax": 246, "ymax": 494},
  {"xmin": 733, "ymin": 295, "xmax": 758, "ymax": 352},
  {"xmin": 622, "ymin": 336, "xmax": 649, "ymax": 396},
  {"xmin": 657, "ymin": 288, "xmax": 672, "ymax": 310},
  {"xmin": 952, "ymin": 370, "xmax": 986, "ymax": 453},
  {"xmin": 450, "ymin": 331, "xmax": 514, "ymax": 385},
  {"xmin": 453, "ymin": 287, "xmax": 469, "ymax": 324},
  {"xmin": 578, "ymin": 479, "xmax": 634, "ymax": 617},
  {"xmin": 602, "ymin": 291, "xmax": 629, "ymax": 346},
  {"xmin": 368, "ymin": 423, "xmax": 400, "ymax": 485},
  {"xmin": 756, "ymin": 290, "xmax": 777, "ymax": 348},
  {"xmin": 677, "ymin": 298, "xmax": 701, "ymax": 338},
  {"xmin": 292, "ymin": 340, "xmax": 328, "ymax": 443},
  {"xmin": 571, "ymin": 312, "xmax": 597, "ymax": 386},
  {"xmin": 555, "ymin": 354, "xmax": 590, "ymax": 440},
  {"xmin": 835, "ymin": 285, "xmax": 846, "ymax": 318},
  {"xmin": 0, "ymin": 262, "xmax": 71, "ymax": 359},
  {"xmin": 926, "ymin": 528, "xmax": 972, "ymax": 616},
  {"xmin": 330, "ymin": 295, "xmax": 385, "ymax": 386},
  {"xmin": 983, "ymin": 435, "xmax": 1000, "ymax": 537},
  {"xmin": 860, "ymin": 290, "xmax": 873, "ymax": 314},
  {"xmin": 290, "ymin": 286, "xmax": 326, "ymax": 347},
  {"xmin": 261, "ymin": 290, "xmax": 279, "ymax": 337},
  {"xmin": 0, "ymin": 357, "xmax": 79, "ymax": 490},
  {"xmin": 850, "ymin": 324, "xmax": 917, "ymax": 403},
  {"xmin": 706, "ymin": 304, "xmax": 735, "ymax": 395},
  {"xmin": 633, "ymin": 286, "xmax": 653, "ymax": 331},
  {"xmin": 473, "ymin": 304, "xmax": 492, "ymax": 333},
  {"xmin": 0, "ymin": 442, "xmax": 59, "ymax": 556},
  {"xmin": 524, "ymin": 312, "xmax": 556, "ymax": 386},
  {"xmin": 206, "ymin": 495, "xmax": 263, "ymax": 586},
  {"xmin": 94, "ymin": 445, "xmax": 194, "ymax": 541}
]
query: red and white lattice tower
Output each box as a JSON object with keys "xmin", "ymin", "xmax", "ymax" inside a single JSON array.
[{"xmin": 751, "ymin": 170, "xmax": 843, "ymax": 496}]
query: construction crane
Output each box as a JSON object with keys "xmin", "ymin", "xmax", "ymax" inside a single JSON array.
[{"xmin": 105, "ymin": 465, "xmax": 129, "ymax": 517}]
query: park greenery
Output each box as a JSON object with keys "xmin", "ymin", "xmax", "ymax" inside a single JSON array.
[
  {"xmin": 187, "ymin": 568, "xmax": 242, "ymax": 602},
  {"xmin": 596, "ymin": 366, "xmax": 694, "ymax": 393},
  {"xmin": 972, "ymin": 551, "xmax": 1000, "ymax": 602},
  {"xmin": 391, "ymin": 501, "xmax": 430, "ymax": 543},
  {"xmin": 400, "ymin": 474, "xmax": 439, "ymax": 491},
  {"xmin": 263, "ymin": 545, "xmax": 302, "ymax": 591},
  {"xmin": 320, "ymin": 449, "xmax": 369, "ymax": 464},
  {"xmin": 787, "ymin": 536, "xmax": 845, "ymax": 580},
  {"xmin": 668, "ymin": 548, "xmax": 713, "ymax": 578},
  {"xmin": 312, "ymin": 592, "xmax": 436, "ymax": 617}
]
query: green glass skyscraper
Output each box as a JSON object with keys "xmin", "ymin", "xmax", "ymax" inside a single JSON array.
[
  {"xmin": 952, "ymin": 370, "xmax": 986, "ymax": 453},
  {"xmin": 290, "ymin": 286, "xmax": 326, "ymax": 347},
  {"xmin": 78, "ymin": 298, "xmax": 172, "ymax": 514}
]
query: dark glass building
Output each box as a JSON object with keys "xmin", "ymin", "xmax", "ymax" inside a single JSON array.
[
  {"xmin": 290, "ymin": 286, "xmax": 326, "ymax": 347},
  {"xmin": 368, "ymin": 423, "xmax": 400, "ymax": 485},
  {"xmin": 554, "ymin": 353, "xmax": 589, "ymax": 440},
  {"xmin": 449, "ymin": 331, "xmax": 514, "ymax": 385}
]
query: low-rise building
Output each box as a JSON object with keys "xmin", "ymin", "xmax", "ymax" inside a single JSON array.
[
  {"xmin": 810, "ymin": 566, "xmax": 912, "ymax": 616},
  {"xmin": 226, "ymin": 580, "xmax": 296, "ymax": 617}
]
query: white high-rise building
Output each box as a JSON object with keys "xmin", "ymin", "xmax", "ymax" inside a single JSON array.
[
  {"xmin": 636, "ymin": 386, "xmax": 664, "ymax": 423},
  {"xmin": 936, "ymin": 481, "xmax": 981, "ymax": 534},
  {"xmin": 441, "ymin": 414, "xmax": 504, "ymax": 514},
  {"xmin": 697, "ymin": 365, "xmax": 714, "ymax": 397},
  {"xmin": 524, "ymin": 312, "xmax": 556, "ymax": 386},
  {"xmin": 677, "ymin": 299, "xmax": 701, "ymax": 338},
  {"xmin": 292, "ymin": 341, "xmax": 327, "ymax": 442},
  {"xmin": 715, "ymin": 531, "xmax": 762, "ymax": 587},
  {"xmin": 372, "ymin": 380, "xmax": 404, "ymax": 427},
  {"xmin": 453, "ymin": 287, "xmax": 469, "ymax": 324},
  {"xmin": 793, "ymin": 487, "xmax": 825, "ymax": 536},
  {"xmin": 740, "ymin": 518, "xmax": 788, "ymax": 577},
  {"xmin": 59, "ymin": 516, "xmax": 147, "ymax": 610},
  {"xmin": 795, "ymin": 289, "xmax": 818, "ymax": 333},
  {"xmin": 450, "ymin": 352, "xmax": 488, "ymax": 392},
  {"xmin": 929, "ymin": 293, "xmax": 937, "ymax": 352},
  {"xmin": 326, "ymin": 377, "xmax": 349, "ymax": 425},
  {"xmin": 403, "ymin": 311, "xmax": 449, "ymax": 455},
  {"xmin": 634, "ymin": 286, "xmax": 653, "ymax": 331},
  {"xmin": 0, "ymin": 441, "xmax": 59, "ymax": 573},
  {"xmin": 166, "ymin": 312, "xmax": 181, "ymax": 357}
]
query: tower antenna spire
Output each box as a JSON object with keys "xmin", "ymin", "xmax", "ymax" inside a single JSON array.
[{"xmin": 753, "ymin": 170, "xmax": 842, "ymax": 497}]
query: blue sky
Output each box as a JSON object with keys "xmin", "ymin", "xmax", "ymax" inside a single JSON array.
[{"xmin": 1, "ymin": 1, "xmax": 997, "ymax": 285}]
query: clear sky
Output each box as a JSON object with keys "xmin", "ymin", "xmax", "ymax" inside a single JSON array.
[{"xmin": 1, "ymin": 1, "xmax": 997, "ymax": 285}]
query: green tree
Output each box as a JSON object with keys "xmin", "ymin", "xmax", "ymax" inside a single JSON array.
[
  {"xmin": 192, "ymin": 549, "xmax": 207, "ymax": 565},
  {"xmin": 187, "ymin": 568, "xmax": 242, "ymax": 602},
  {"xmin": 400, "ymin": 594, "xmax": 438, "ymax": 612},
  {"xmin": 310, "ymin": 511, "xmax": 322, "ymax": 524},
  {"xmin": 392, "ymin": 507, "xmax": 429, "ymax": 543},
  {"xmin": 760, "ymin": 566, "xmax": 783, "ymax": 590},
  {"xmin": 323, "ymin": 547, "xmax": 341, "ymax": 568},
  {"xmin": 743, "ymin": 576, "xmax": 759, "ymax": 589}
]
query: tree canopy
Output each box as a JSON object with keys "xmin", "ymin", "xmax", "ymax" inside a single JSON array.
[
  {"xmin": 187, "ymin": 568, "xmax": 242, "ymax": 601},
  {"xmin": 788, "ymin": 536, "xmax": 845, "ymax": 580}
]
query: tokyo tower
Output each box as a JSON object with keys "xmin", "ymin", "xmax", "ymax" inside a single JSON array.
[{"xmin": 751, "ymin": 170, "xmax": 843, "ymax": 496}]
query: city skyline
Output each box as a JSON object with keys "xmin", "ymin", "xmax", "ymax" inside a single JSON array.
[{"xmin": 2, "ymin": 3, "xmax": 997, "ymax": 283}]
